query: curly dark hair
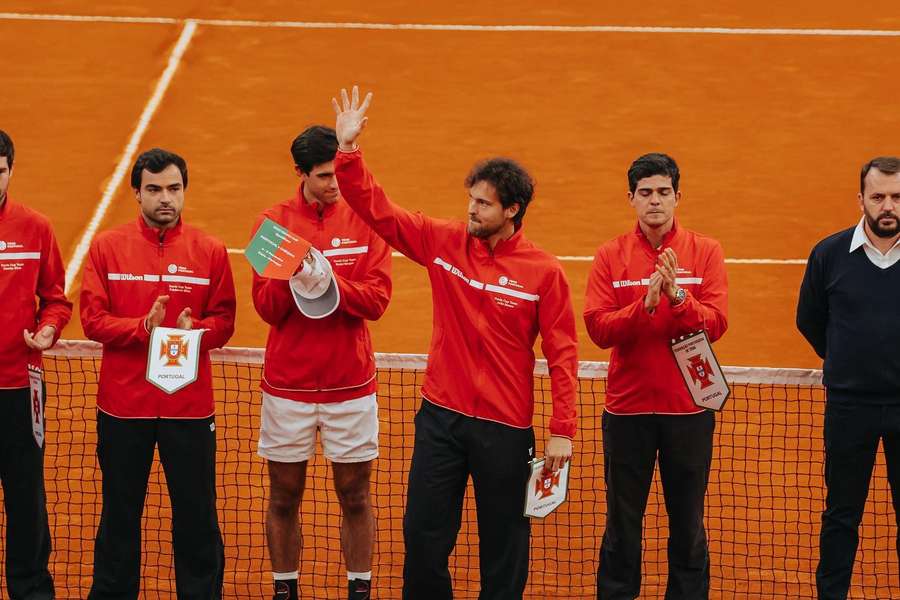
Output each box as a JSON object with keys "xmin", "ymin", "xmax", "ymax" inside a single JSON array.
[{"xmin": 464, "ymin": 158, "xmax": 534, "ymax": 225}]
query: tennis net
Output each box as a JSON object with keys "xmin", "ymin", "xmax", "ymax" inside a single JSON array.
[{"xmin": 0, "ymin": 340, "xmax": 895, "ymax": 599}]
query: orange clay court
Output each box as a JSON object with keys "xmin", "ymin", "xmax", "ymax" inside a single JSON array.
[{"xmin": 3, "ymin": 1, "xmax": 900, "ymax": 598}]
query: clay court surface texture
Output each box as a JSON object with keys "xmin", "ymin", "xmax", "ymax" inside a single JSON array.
[{"xmin": 3, "ymin": 1, "xmax": 900, "ymax": 598}]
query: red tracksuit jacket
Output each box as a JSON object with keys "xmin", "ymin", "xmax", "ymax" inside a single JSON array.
[
  {"xmin": 0, "ymin": 198, "xmax": 72, "ymax": 387},
  {"xmin": 335, "ymin": 149, "xmax": 578, "ymax": 439},
  {"xmin": 251, "ymin": 188, "xmax": 392, "ymax": 403},
  {"xmin": 584, "ymin": 222, "xmax": 728, "ymax": 414},
  {"xmin": 81, "ymin": 217, "xmax": 236, "ymax": 418}
]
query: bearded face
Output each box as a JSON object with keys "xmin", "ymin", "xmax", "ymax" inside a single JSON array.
[{"xmin": 860, "ymin": 167, "xmax": 900, "ymax": 241}]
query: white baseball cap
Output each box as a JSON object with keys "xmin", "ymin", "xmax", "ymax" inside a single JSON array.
[{"xmin": 289, "ymin": 247, "xmax": 340, "ymax": 319}]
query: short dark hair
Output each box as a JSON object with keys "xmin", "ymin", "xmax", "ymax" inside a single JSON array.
[
  {"xmin": 130, "ymin": 148, "xmax": 188, "ymax": 190},
  {"xmin": 627, "ymin": 153, "xmax": 680, "ymax": 193},
  {"xmin": 291, "ymin": 126, "xmax": 338, "ymax": 174},
  {"xmin": 0, "ymin": 130, "xmax": 14, "ymax": 169},
  {"xmin": 860, "ymin": 156, "xmax": 900, "ymax": 194},
  {"xmin": 464, "ymin": 158, "xmax": 534, "ymax": 225}
]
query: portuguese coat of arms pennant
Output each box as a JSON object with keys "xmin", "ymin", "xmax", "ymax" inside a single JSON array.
[
  {"xmin": 671, "ymin": 330, "xmax": 730, "ymax": 411},
  {"xmin": 27, "ymin": 365, "xmax": 45, "ymax": 448},
  {"xmin": 523, "ymin": 458, "xmax": 570, "ymax": 519},
  {"xmin": 146, "ymin": 326, "xmax": 205, "ymax": 394}
]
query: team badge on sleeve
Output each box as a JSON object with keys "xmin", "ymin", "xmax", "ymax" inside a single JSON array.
[{"xmin": 146, "ymin": 327, "xmax": 205, "ymax": 393}]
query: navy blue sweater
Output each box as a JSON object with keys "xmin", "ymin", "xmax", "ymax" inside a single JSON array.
[{"xmin": 797, "ymin": 227, "xmax": 900, "ymax": 403}]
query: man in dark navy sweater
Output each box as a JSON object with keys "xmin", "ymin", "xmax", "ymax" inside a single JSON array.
[{"xmin": 797, "ymin": 156, "xmax": 900, "ymax": 600}]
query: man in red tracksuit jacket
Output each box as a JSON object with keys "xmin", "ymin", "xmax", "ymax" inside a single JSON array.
[
  {"xmin": 251, "ymin": 126, "xmax": 391, "ymax": 600},
  {"xmin": 584, "ymin": 153, "xmax": 728, "ymax": 600},
  {"xmin": 0, "ymin": 130, "xmax": 72, "ymax": 600},
  {"xmin": 81, "ymin": 148, "xmax": 236, "ymax": 600},
  {"xmin": 332, "ymin": 87, "xmax": 578, "ymax": 599}
]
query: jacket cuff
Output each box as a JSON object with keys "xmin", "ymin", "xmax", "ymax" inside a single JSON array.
[
  {"xmin": 334, "ymin": 147, "xmax": 363, "ymax": 163},
  {"xmin": 549, "ymin": 418, "xmax": 577, "ymax": 440},
  {"xmin": 137, "ymin": 317, "xmax": 151, "ymax": 343},
  {"xmin": 36, "ymin": 320, "xmax": 62, "ymax": 345},
  {"xmin": 670, "ymin": 289, "xmax": 691, "ymax": 314}
]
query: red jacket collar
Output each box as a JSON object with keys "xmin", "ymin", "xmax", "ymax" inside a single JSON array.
[
  {"xmin": 0, "ymin": 197, "xmax": 10, "ymax": 220},
  {"xmin": 472, "ymin": 222, "xmax": 525, "ymax": 257},
  {"xmin": 294, "ymin": 184, "xmax": 339, "ymax": 220},
  {"xmin": 634, "ymin": 218, "xmax": 679, "ymax": 250},
  {"xmin": 137, "ymin": 214, "xmax": 183, "ymax": 245}
]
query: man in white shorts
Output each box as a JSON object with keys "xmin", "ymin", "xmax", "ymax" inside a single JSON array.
[{"xmin": 250, "ymin": 125, "xmax": 392, "ymax": 600}]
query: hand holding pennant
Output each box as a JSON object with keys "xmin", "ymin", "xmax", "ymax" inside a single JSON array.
[
  {"xmin": 245, "ymin": 218, "xmax": 313, "ymax": 280},
  {"xmin": 523, "ymin": 458, "xmax": 570, "ymax": 519},
  {"xmin": 27, "ymin": 366, "xmax": 44, "ymax": 448}
]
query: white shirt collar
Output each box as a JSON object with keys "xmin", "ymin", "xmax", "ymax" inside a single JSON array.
[
  {"xmin": 849, "ymin": 218, "xmax": 900, "ymax": 255},
  {"xmin": 849, "ymin": 218, "xmax": 900, "ymax": 270},
  {"xmin": 849, "ymin": 218, "xmax": 869, "ymax": 253}
]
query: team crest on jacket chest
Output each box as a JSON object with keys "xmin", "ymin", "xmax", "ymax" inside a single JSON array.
[
  {"xmin": 490, "ymin": 274, "xmax": 540, "ymax": 309},
  {"xmin": 167, "ymin": 263, "xmax": 195, "ymax": 275},
  {"xmin": 0, "ymin": 240, "xmax": 25, "ymax": 251},
  {"xmin": 159, "ymin": 263, "xmax": 209, "ymax": 294},
  {"xmin": 0, "ymin": 239, "xmax": 37, "ymax": 272},
  {"xmin": 323, "ymin": 236, "xmax": 369, "ymax": 268}
]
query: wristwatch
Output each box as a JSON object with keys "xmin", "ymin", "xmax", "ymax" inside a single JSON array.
[{"xmin": 670, "ymin": 287, "xmax": 686, "ymax": 307}]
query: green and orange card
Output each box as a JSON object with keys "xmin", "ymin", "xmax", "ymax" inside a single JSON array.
[{"xmin": 245, "ymin": 218, "xmax": 312, "ymax": 280}]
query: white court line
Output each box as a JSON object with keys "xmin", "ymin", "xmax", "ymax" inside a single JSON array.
[
  {"xmin": 0, "ymin": 12, "xmax": 177, "ymax": 24},
  {"xmin": 226, "ymin": 248, "xmax": 805, "ymax": 265},
  {"xmin": 723, "ymin": 258, "xmax": 807, "ymax": 265},
  {"xmin": 2, "ymin": 11, "xmax": 900, "ymax": 37},
  {"xmin": 63, "ymin": 20, "xmax": 197, "ymax": 294}
]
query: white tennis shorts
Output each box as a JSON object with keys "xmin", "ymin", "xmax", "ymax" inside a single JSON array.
[{"xmin": 258, "ymin": 391, "xmax": 379, "ymax": 463}]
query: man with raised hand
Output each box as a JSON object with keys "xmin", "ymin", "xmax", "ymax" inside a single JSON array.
[
  {"xmin": 332, "ymin": 86, "xmax": 578, "ymax": 599},
  {"xmin": 0, "ymin": 129, "xmax": 72, "ymax": 600},
  {"xmin": 798, "ymin": 156, "xmax": 900, "ymax": 600},
  {"xmin": 584, "ymin": 153, "xmax": 728, "ymax": 599},
  {"xmin": 251, "ymin": 125, "xmax": 391, "ymax": 600},
  {"xmin": 81, "ymin": 148, "xmax": 236, "ymax": 600}
]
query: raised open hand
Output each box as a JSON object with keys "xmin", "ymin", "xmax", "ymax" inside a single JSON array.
[{"xmin": 332, "ymin": 85, "xmax": 373, "ymax": 151}]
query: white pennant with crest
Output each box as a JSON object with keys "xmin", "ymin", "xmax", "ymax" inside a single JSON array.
[
  {"xmin": 146, "ymin": 327, "xmax": 205, "ymax": 394},
  {"xmin": 523, "ymin": 458, "xmax": 570, "ymax": 519},
  {"xmin": 671, "ymin": 330, "xmax": 730, "ymax": 411},
  {"xmin": 27, "ymin": 365, "xmax": 44, "ymax": 448}
]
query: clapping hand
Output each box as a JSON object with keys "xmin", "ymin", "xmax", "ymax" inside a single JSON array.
[
  {"xmin": 656, "ymin": 248, "xmax": 680, "ymax": 301},
  {"xmin": 645, "ymin": 271, "xmax": 663, "ymax": 313}
]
